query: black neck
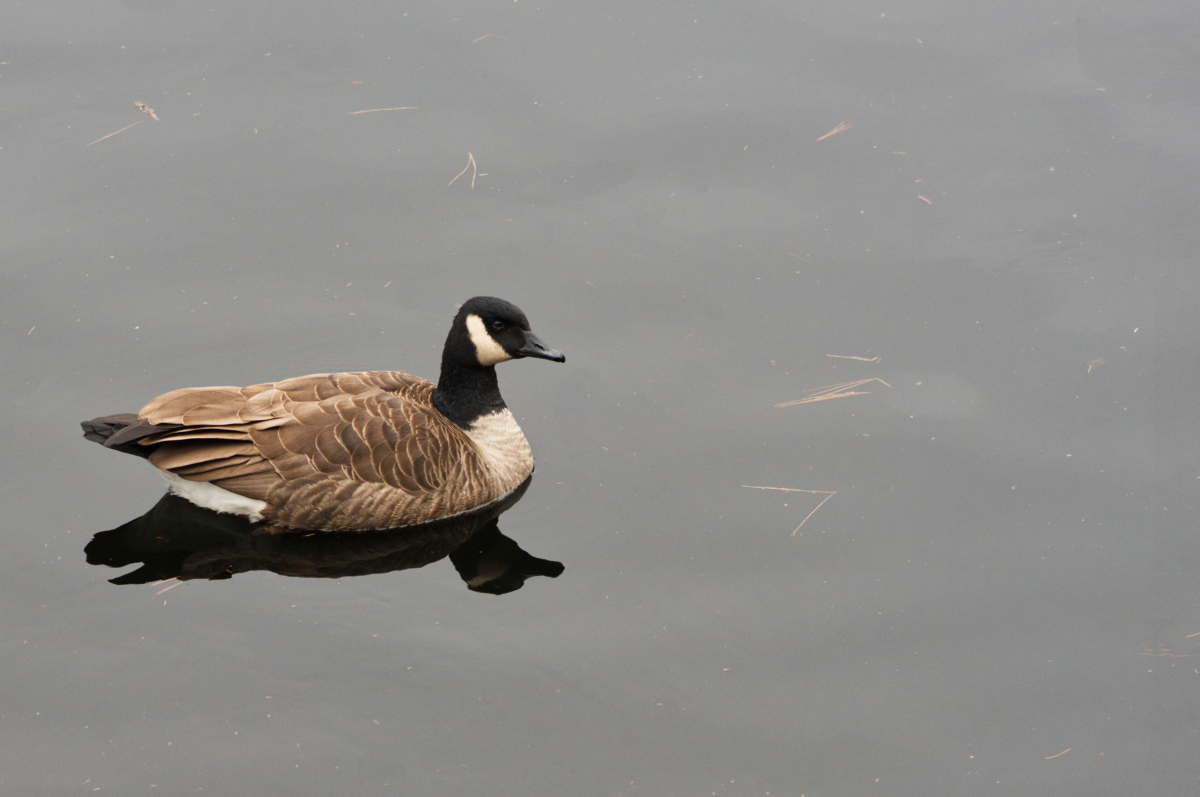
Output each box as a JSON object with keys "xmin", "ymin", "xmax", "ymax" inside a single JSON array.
[{"xmin": 432, "ymin": 360, "xmax": 506, "ymax": 428}]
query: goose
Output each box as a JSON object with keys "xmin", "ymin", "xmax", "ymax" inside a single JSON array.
[{"xmin": 81, "ymin": 296, "xmax": 564, "ymax": 531}]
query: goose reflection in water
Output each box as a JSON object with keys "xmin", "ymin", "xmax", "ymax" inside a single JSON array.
[{"xmin": 84, "ymin": 476, "xmax": 563, "ymax": 595}]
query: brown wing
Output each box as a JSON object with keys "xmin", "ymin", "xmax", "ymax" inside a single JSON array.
[
  {"xmin": 139, "ymin": 380, "xmax": 283, "ymax": 492},
  {"xmin": 247, "ymin": 373, "xmax": 457, "ymax": 495},
  {"xmin": 139, "ymin": 372, "xmax": 472, "ymax": 523}
]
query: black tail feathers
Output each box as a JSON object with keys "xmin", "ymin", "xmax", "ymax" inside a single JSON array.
[
  {"xmin": 81, "ymin": 414, "xmax": 139, "ymax": 444},
  {"xmin": 81, "ymin": 413, "xmax": 164, "ymax": 458}
]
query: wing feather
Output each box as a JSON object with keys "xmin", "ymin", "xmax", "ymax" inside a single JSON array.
[
  {"xmin": 276, "ymin": 423, "xmax": 325, "ymax": 456},
  {"xmin": 143, "ymin": 429, "xmax": 254, "ymax": 443},
  {"xmin": 142, "ymin": 388, "xmax": 243, "ymax": 424},
  {"xmin": 148, "ymin": 441, "xmax": 257, "ymax": 470},
  {"xmin": 172, "ymin": 456, "xmax": 264, "ymax": 478},
  {"xmin": 211, "ymin": 471, "xmax": 279, "ymax": 500},
  {"xmin": 349, "ymin": 432, "xmax": 382, "ymax": 483},
  {"xmin": 314, "ymin": 425, "xmax": 350, "ymax": 466}
]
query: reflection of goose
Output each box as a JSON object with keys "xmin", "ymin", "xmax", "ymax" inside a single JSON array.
[
  {"xmin": 82, "ymin": 297, "xmax": 564, "ymax": 531},
  {"xmin": 86, "ymin": 475, "xmax": 563, "ymax": 594}
]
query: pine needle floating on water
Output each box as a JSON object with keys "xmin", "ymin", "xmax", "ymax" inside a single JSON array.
[
  {"xmin": 817, "ymin": 121, "xmax": 853, "ymax": 141},
  {"xmin": 775, "ymin": 377, "xmax": 891, "ymax": 407},
  {"xmin": 826, "ymin": 354, "xmax": 880, "ymax": 362},
  {"xmin": 742, "ymin": 485, "xmax": 837, "ymax": 536},
  {"xmin": 346, "ymin": 106, "xmax": 419, "ymax": 115},
  {"xmin": 448, "ymin": 152, "xmax": 478, "ymax": 189},
  {"xmin": 86, "ymin": 119, "xmax": 146, "ymax": 146},
  {"xmin": 1139, "ymin": 644, "xmax": 1195, "ymax": 658}
]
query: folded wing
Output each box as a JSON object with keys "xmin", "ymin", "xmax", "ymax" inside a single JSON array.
[{"xmin": 135, "ymin": 372, "xmax": 477, "ymax": 529}]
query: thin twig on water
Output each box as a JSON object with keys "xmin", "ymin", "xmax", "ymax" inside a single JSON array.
[
  {"xmin": 347, "ymin": 106, "xmax": 418, "ymax": 115},
  {"xmin": 86, "ymin": 119, "xmax": 146, "ymax": 146},
  {"xmin": 826, "ymin": 354, "xmax": 880, "ymax": 362},
  {"xmin": 741, "ymin": 485, "xmax": 837, "ymax": 536},
  {"xmin": 448, "ymin": 152, "xmax": 478, "ymax": 189}
]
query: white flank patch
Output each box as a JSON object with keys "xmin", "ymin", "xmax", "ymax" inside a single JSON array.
[
  {"xmin": 466, "ymin": 313, "xmax": 512, "ymax": 366},
  {"xmin": 159, "ymin": 469, "xmax": 268, "ymax": 522},
  {"xmin": 466, "ymin": 409, "xmax": 533, "ymax": 487}
]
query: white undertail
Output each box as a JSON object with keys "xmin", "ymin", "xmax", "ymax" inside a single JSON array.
[{"xmin": 159, "ymin": 469, "xmax": 268, "ymax": 522}]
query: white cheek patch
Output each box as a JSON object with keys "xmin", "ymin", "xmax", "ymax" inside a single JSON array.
[{"xmin": 466, "ymin": 314, "xmax": 512, "ymax": 366}]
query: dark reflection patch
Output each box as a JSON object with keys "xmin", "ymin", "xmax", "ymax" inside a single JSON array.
[{"xmin": 85, "ymin": 476, "xmax": 563, "ymax": 596}]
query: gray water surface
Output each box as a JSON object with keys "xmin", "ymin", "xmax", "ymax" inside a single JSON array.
[{"xmin": 4, "ymin": 1, "xmax": 1200, "ymax": 794}]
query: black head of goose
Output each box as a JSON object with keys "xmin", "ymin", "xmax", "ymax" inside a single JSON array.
[{"xmin": 81, "ymin": 297, "xmax": 565, "ymax": 531}]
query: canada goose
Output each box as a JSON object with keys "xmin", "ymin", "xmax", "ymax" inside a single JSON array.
[{"xmin": 81, "ymin": 297, "xmax": 564, "ymax": 531}]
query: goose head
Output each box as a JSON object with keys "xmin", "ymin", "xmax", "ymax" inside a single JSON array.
[{"xmin": 450, "ymin": 296, "xmax": 566, "ymax": 368}]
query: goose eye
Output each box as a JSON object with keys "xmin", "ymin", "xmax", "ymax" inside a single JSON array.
[{"xmin": 491, "ymin": 320, "xmax": 505, "ymax": 330}]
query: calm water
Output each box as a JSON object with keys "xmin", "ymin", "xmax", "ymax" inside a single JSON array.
[{"xmin": 4, "ymin": 1, "xmax": 1200, "ymax": 794}]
